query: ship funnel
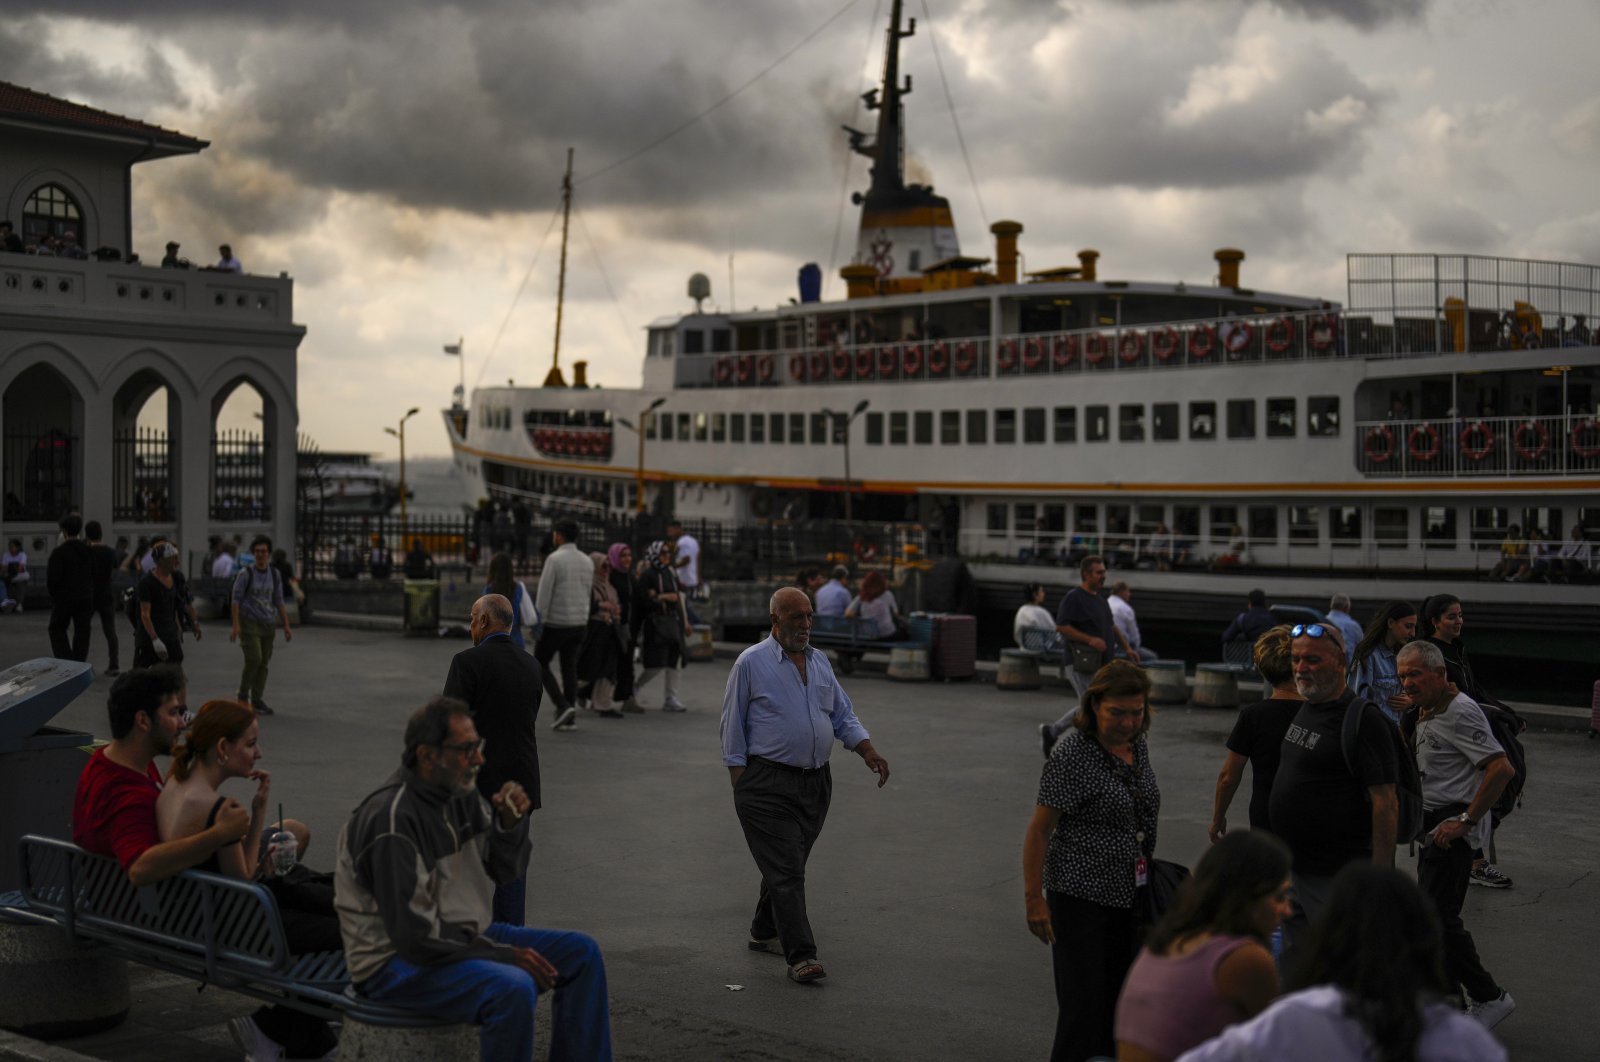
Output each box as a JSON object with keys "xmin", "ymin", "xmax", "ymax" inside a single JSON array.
[
  {"xmin": 1215, "ymin": 248, "xmax": 1245, "ymax": 288},
  {"xmin": 991, "ymin": 220, "xmax": 1023, "ymax": 284},
  {"xmin": 572, "ymin": 360, "xmax": 589, "ymax": 388},
  {"xmin": 1078, "ymin": 249, "xmax": 1099, "ymax": 282},
  {"xmin": 688, "ymin": 273, "xmax": 711, "ymax": 312}
]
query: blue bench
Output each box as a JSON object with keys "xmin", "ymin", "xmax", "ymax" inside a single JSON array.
[{"xmin": 808, "ymin": 614, "xmax": 927, "ymax": 675}]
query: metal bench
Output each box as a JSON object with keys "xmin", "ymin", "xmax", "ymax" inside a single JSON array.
[
  {"xmin": 808, "ymin": 614, "xmax": 926, "ymax": 675},
  {"xmin": 0, "ymin": 834, "xmax": 442, "ymax": 1028},
  {"xmin": 1018, "ymin": 627, "xmax": 1064, "ymax": 659}
]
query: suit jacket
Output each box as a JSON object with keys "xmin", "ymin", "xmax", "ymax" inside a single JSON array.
[{"xmin": 443, "ymin": 633, "xmax": 544, "ymax": 810}]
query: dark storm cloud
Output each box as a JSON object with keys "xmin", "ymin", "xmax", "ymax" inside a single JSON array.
[
  {"xmin": 0, "ymin": 20, "xmax": 186, "ymax": 115},
  {"xmin": 1409, "ymin": 201, "xmax": 1507, "ymax": 251}
]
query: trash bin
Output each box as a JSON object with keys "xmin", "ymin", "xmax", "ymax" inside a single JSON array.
[
  {"xmin": 0, "ymin": 658, "xmax": 95, "ymax": 896},
  {"xmin": 436, "ymin": 563, "xmax": 477, "ymax": 626},
  {"xmin": 402, "ymin": 579, "xmax": 439, "ymax": 635}
]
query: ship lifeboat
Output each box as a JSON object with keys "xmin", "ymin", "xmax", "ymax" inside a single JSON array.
[
  {"xmin": 714, "ymin": 357, "xmax": 733, "ymax": 384},
  {"xmin": 902, "ymin": 342, "xmax": 922, "ymax": 375},
  {"xmin": 1052, "ymin": 334, "xmax": 1078, "ymax": 369},
  {"xmin": 1117, "ymin": 332, "xmax": 1144, "ymax": 364},
  {"xmin": 1151, "ymin": 327, "xmax": 1180, "ymax": 362},
  {"xmin": 1084, "ymin": 332, "xmax": 1110, "ymax": 365},
  {"xmin": 856, "ymin": 348, "xmax": 875, "ymax": 379},
  {"xmin": 1265, "ymin": 317, "xmax": 1295, "ymax": 354},
  {"xmin": 1022, "ymin": 337, "xmax": 1045, "ymax": 371},
  {"xmin": 1407, "ymin": 424, "xmax": 1440, "ymax": 462},
  {"xmin": 1459, "ymin": 421, "xmax": 1495, "ymax": 462},
  {"xmin": 790, "ymin": 353, "xmax": 808, "ymax": 381},
  {"xmin": 1363, "ymin": 425, "xmax": 1395, "ymax": 465},
  {"xmin": 1513, "ymin": 421, "xmax": 1549, "ymax": 460},
  {"xmin": 758, "ymin": 354, "xmax": 775, "ymax": 383},
  {"xmin": 1572, "ymin": 418, "xmax": 1600, "ymax": 459},
  {"xmin": 1189, "ymin": 324, "xmax": 1217, "ymax": 359},
  {"xmin": 955, "ymin": 341, "xmax": 978, "ymax": 375},
  {"xmin": 832, "ymin": 348, "xmax": 850, "ymax": 380},
  {"xmin": 927, "ymin": 341, "xmax": 949, "ymax": 376},
  {"xmin": 736, "ymin": 355, "xmax": 754, "ymax": 384},
  {"xmin": 997, "ymin": 338, "xmax": 1019, "ymax": 373},
  {"xmin": 1223, "ymin": 320, "xmax": 1255, "ymax": 356}
]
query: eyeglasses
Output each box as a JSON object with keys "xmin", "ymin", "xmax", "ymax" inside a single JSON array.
[{"xmin": 439, "ymin": 739, "xmax": 485, "ymax": 756}]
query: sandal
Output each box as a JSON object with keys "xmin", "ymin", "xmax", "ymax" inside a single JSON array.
[
  {"xmin": 748, "ymin": 937, "xmax": 783, "ymax": 956},
  {"xmin": 788, "ymin": 958, "xmax": 826, "ymax": 983}
]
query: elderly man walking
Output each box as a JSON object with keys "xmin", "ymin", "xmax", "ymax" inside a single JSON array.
[
  {"xmin": 720, "ymin": 587, "xmax": 890, "ymax": 984},
  {"xmin": 1397, "ymin": 640, "xmax": 1517, "ymax": 1030}
]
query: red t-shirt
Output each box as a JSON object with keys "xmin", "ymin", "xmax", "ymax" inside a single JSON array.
[{"xmin": 71, "ymin": 748, "xmax": 163, "ymax": 873}]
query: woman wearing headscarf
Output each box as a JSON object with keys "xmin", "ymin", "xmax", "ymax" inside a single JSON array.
[
  {"xmin": 577, "ymin": 551, "xmax": 625, "ymax": 717},
  {"xmin": 606, "ymin": 542, "xmax": 641, "ymax": 712},
  {"xmin": 634, "ymin": 539, "xmax": 690, "ymax": 711}
]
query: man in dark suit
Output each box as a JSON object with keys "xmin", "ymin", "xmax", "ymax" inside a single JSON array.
[{"xmin": 443, "ymin": 593, "xmax": 544, "ymax": 927}]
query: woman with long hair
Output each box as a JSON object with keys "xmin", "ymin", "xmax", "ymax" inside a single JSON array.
[
  {"xmin": 606, "ymin": 542, "xmax": 640, "ymax": 711},
  {"xmin": 577, "ymin": 551, "xmax": 624, "ymax": 716},
  {"xmin": 1023, "ymin": 660, "xmax": 1161, "ymax": 1062},
  {"xmin": 484, "ymin": 551, "xmax": 536, "ymax": 650},
  {"xmin": 1114, "ymin": 831, "xmax": 1291, "ymax": 1061},
  {"xmin": 845, "ymin": 569, "xmax": 902, "ymax": 639},
  {"xmin": 1177, "ymin": 865, "xmax": 1506, "ymax": 1061},
  {"xmin": 1348, "ymin": 601, "xmax": 1419, "ymax": 723}
]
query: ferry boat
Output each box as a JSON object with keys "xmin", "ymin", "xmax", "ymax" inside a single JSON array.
[
  {"xmin": 298, "ymin": 451, "xmax": 404, "ymax": 517},
  {"xmin": 445, "ymin": 0, "xmax": 1599, "ymax": 665}
]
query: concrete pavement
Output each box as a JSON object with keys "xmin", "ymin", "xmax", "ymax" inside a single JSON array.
[{"xmin": 1, "ymin": 609, "xmax": 1594, "ymax": 1061}]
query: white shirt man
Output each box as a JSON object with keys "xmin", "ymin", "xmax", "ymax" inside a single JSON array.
[
  {"xmin": 1108, "ymin": 582, "xmax": 1157, "ymax": 663},
  {"xmin": 669, "ymin": 523, "xmax": 700, "ymax": 590}
]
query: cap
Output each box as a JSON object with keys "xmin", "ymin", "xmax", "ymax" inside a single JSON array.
[{"xmin": 153, "ymin": 542, "xmax": 180, "ymax": 561}]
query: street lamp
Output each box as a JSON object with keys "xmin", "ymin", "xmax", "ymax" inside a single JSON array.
[
  {"xmin": 820, "ymin": 399, "xmax": 870, "ymax": 524},
  {"xmin": 384, "ymin": 406, "xmax": 420, "ymax": 546},
  {"xmin": 615, "ymin": 396, "xmax": 668, "ymax": 515}
]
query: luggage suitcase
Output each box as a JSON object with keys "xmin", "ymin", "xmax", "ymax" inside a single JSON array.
[{"xmin": 930, "ymin": 612, "xmax": 976, "ymax": 680}]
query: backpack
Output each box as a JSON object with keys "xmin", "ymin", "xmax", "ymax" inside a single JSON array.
[
  {"xmin": 1477, "ymin": 702, "xmax": 1527, "ymax": 823},
  {"xmin": 1341, "ymin": 697, "xmax": 1425, "ymax": 845}
]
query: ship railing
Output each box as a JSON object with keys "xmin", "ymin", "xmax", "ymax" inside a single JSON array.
[
  {"xmin": 693, "ymin": 340, "xmax": 993, "ymax": 388},
  {"xmin": 1354, "ymin": 413, "xmax": 1600, "ymax": 478}
]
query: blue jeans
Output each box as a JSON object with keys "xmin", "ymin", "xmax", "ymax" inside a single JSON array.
[{"xmin": 360, "ymin": 923, "xmax": 612, "ymax": 1061}]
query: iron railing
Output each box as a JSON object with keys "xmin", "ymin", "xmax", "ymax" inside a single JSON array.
[
  {"xmin": 2, "ymin": 426, "xmax": 75, "ymax": 521},
  {"xmin": 211, "ymin": 430, "xmax": 271, "ymax": 521},
  {"xmin": 112, "ymin": 427, "xmax": 174, "ymax": 521},
  {"xmin": 1354, "ymin": 414, "xmax": 1600, "ymax": 478}
]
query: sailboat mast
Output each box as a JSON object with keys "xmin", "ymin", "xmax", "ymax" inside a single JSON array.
[{"xmin": 544, "ymin": 147, "xmax": 574, "ymax": 388}]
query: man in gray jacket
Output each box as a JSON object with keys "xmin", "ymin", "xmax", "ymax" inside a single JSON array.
[
  {"xmin": 335, "ymin": 697, "xmax": 612, "ymax": 1060},
  {"xmin": 535, "ymin": 520, "xmax": 593, "ymax": 731}
]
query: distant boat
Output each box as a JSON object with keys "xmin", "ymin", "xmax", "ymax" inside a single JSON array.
[{"xmin": 297, "ymin": 450, "xmax": 404, "ymax": 516}]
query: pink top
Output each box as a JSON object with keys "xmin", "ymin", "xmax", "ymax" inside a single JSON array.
[{"xmin": 1115, "ymin": 934, "xmax": 1254, "ymax": 1060}]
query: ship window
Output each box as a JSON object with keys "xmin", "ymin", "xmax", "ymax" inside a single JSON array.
[
  {"xmin": 659, "ymin": 413, "xmax": 674, "ymax": 441},
  {"xmin": 646, "ymin": 410, "xmax": 659, "ymax": 440},
  {"xmin": 995, "ymin": 409, "xmax": 1017, "ymax": 444},
  {"xmin": 889, "ymin": 411, "xmax": 908, "ymax": 445},
  {"xmin": 1053, "ymin": 406, "xmax": 1077, "ymax": 443},
  {"xmin": 676, "ymin": 413, "xmax": 691, "ymax": 440},
  {"xmin": 811, "ymin": 413, "xmax": 829, "ymax": 445},
  {"xmin": 1266, "ymin": 397, "xmax": 1296, "ymax": 438},
  {"xmin": 1209, "ymin": 505, "xmax": 1238, "ymax": 543},
  {"xmin": 1227, "ymin": 399, "xmax": 1256, "ymax": 440},
  {"xmin": 914, "ymin": 411, "xmax": 933, "ymax": 445},
  {"xmin": 1423, "ymin": 506, "xmax": 1456, "ymax": 549},
  {"xmin": 1043, "ymin": 503, "xmax": 1067, "ymax": 534},
  {"xmin": 909, "ymin": 249, "xmax": 921, "ymax": 272},
  {"xmin": 1173, "ymin": 505, "xmax": 1200, "ymax": 539},
  {"xmin": 22, "ymin": 182, "xmax": 82, "ymax": 243},
  {"xmin": 1520, "ymin": 507, "xmax": 1561, "ymax": 540},
  {"xmin": 750, "ymin": 414, "xmax": 764, "ymax": 443},
  {"xmin": 1074, "ymin": 505, "xmax": 1098, "ymax": 535},
  {"xmin": 1308, "ymin": 396, "xmax": 1339, "ymax": 437},
  {"xmin": 987, "ymin": 503, "xmax": 1007, "ymax": 533},
  {"xmin": 1119, "ymin": 405, "xmax": 1144, "ymax": 442},
  {"xmin": 1135, "ymin": 505, "xmax": 1163, "ymax": 535},
  {"xmin": 789, "ymin": 413, "xmax": 805, "ymax": 442},
  {"xmin": 770, "ymin": 413, "xmax": 785, "ymax": 443},
  {"xmin": 967, "ymin": 409, "xmax": 988, "ymax": 444},
  {"xmin": 1288, "ymin": 505, "xmax": 1320, "ymax": 545},
  {"xmin": 712, "ymin": 329, "xmax": 732, "ymax": 353},
  {"xmin": 1249, "ymin": 506, "xmax": 1278, "ymax": 543},
  {"xmin": 1581, "ymin": 509, "xmax": 1600, "ymax": 540},
  {"xmin": 866, "ymin": 411, "xmax": 884, "ymax": 444},
  {"xmin": 1470, "ymin": 507, "xmax": 1509, "ymax": 550},
  {"xmin": 712, "ymin": 413, "xmax": 727, "ymax": 443},
  {"xmin": 1189, "ymin": 401, "xmax": 1216, "ymax": 440},
  {"xmin": 1152, "ymin": 403, "xmax": 1179, "ymax": 441},
  {"xmin": 1105, "ymin": 505, "xmax": 1132, "ymax": 555},
  {"xmin": 1016, "ymin": 503, "xmax": 1038, "ymax": 534},
  {"xmin": 694, "ymin": 413, "xmax": 708, "ymax": 442},
  {"xmin": 683, "ymin": 330, "xmax": 705, "ymax": 355},
  {"xmin": 1086, "ymin": 405, "xmax": 1109, "ymax": 442},
  {"xmin": 1023, "ymin": 408, "xmax": 1046, "ymax": 444},
  {"xmin": 940, "ymin": 410, "xmax": 960, "ymax": 444},
  {"xmin": 1375, "ymin": 507, "xmax": 1408, "ymax": 548},
  {"xmin": 730, "ymin": 413, "xmax": 745, "ymax": 443},
  {"xmin": 1329, "ymin": 506, "xmax": 1361, "ymax": 546}
]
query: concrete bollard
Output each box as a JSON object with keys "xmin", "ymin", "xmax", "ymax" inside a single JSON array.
[
  {"xmin": 0, "ymin": 924, "xmax": 130, "ymax": 1040},
  {"xmin": 997, "ymin": 649, "xmax": 1042, "ymax": 691},
  {"xmin": 886, "ymin": 647, "xmax": 930, "ymax": 682},
  {"xmin": 338, "ymin": 1018, "xmax": 478, "ymax": 1061},
  {"xmin": 1192, "ymin": 664, "xmax": 1241, "ymax": 709},
  {"xmin": 1144, "ymin": 660, "xmax": 1188, "ymax": 704}
]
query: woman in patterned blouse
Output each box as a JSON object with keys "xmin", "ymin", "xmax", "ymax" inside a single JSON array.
[{"xmin": 1022, "ymin": 660, "xmax": 1161, "ymax": 1062}]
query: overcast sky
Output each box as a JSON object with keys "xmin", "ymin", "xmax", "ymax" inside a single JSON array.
[{"xmin": 12, "ymin": 0, "xmax": 1598, "ymax": 457}]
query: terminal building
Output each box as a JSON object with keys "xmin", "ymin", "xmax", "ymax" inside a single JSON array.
[{"xmin": 0, "ymin": 81, "xmax": 303, "ymax": 573}]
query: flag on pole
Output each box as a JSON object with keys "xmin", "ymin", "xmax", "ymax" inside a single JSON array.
[{"xmin": 443, "ymin": 343, "xmax": 461, "ymax": 355}]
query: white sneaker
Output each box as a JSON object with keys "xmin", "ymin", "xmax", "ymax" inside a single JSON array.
[
  {"xmin": 228, "ymin": 1014, "xmax": 285, "ymax": 1061},
  {"xmin": 551, "ymin": 705, "xmax": 578, "ymax": 730},
  {"xmin": 663, "ymin": 696, "xmax": 687, "ymax": 713},
  {"xmin": 1467, "ymin": 991, "xmax": 1515, "ymax": 1030}
]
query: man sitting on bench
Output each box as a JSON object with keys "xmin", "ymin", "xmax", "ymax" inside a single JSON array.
[{"xmin": 334, "ymin": 697, "xmax": 613, "ymax": 1061}]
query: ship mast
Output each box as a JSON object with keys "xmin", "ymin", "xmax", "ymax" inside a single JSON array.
[
  {"xmin": 844, "ymin": 0, "xmax": 914, "ymax": 198},
  {"xmin": 543, "ymin": 147, "xmax": 574, "ymax": 388}
]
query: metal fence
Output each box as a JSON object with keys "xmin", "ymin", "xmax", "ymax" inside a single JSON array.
[
  {"xmin": 211, "ymin": 430, "xmax": 271, "ymax": 522},
  {"xmin": 1, "ymin": 425, "xmax": 75, "ymax": 521},
  {"xmin": 1354, "ymin": 414, "xmax": 1600, "ymax": 477},
  {"xmin": 112, "ymin": 426, "xmax": 174, "ymax": 521}
]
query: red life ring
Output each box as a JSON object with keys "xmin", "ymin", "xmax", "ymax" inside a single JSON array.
[
  {"xmin": 1084, "ymin": 332, "xmax": 1109, "ymax": 365},
  {"xmin": 927, "ymin": 341, "xmax": 949, "ymax": 375},
  {"xmin": 878, "ymin": 345, "xmax": 898, "ymax": 376},
  {"xmin": 1265, "ymin": 317, "xmax": 1294, "ymax": 354},
  {"xmin": 758, "ymin": 354, "xmax": 775, "ymax": 383},
  {"xmin": 832, "ymin": 348, "xmax": 850, "ymax": 379},
  {"xmin": 1513, "ymin": 421, "xmax": 1549, "ymax": 460},
  {"xmin": 856, "ymin": 348, "xmax": 874, "ymax": 379},
  {"xmin": 1052, "ymin": 334, "xmax": 1078, "ymax": 369},
  {"xmin": 713, "ymin": 358, "xmax": 733, "ymax": 384},
  {"xmin": 812, "ymin": 351, "xmax": 829, "ymax": 380},
  {"xmin": 1117, "ymin": 332, "xmax": 1144, "ymax": 364},
  {"xmin": 1459, "ymin": 421, "xmax": 1495, "ymax": 461},
  {"xmin": 1363, "ymin": 425, "xmax": 1395, "ymax": 465},
  {"xmin": 1308, "ymin": 314, "xmax": 1338, "ymax": 352},
  {"xmin": 1407, "ymin": 424, "xmax": 1440, "ymax": 462},
  {"xmin": 1022, "ymin": 337, "xmax": 1045, "ymax": 370},
  {"xmin": 955, "ymin": 342, "xmax": 977, "ymax": 375},
  {"xmin": 736, "ymin": 355, "xmax": 753, "ymax": 383},
  {"xmin": 1151, "ymin": 327, "xmax": 1180, "ymax": 362},
  {"xmin": 1189, "ymin": 324, "xmax": 1216, "ymax": 359},
  {"xmin": 997, "ymin": 338, "xmax": 1019, "ymax": 372},
  {"xmin": 902, "ymin": 343, "xmax": 922, "ymax": 375},
  {"xmin": 790, "ymin": 354, "xmax": 807, "ymax": 381},
  {"xmin": 1223, "ymin": 320, "xmax": 1255, "ymax": 355},
  {"xmin": 1573, "ymin": 418, "xmax": 1600, "ymax": 459}
]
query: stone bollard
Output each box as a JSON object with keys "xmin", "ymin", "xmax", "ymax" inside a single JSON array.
[
  {"xmin": 1192, "ymin": 664, "xmax": 1241, "ymax": 709},
  {"xmin": 0, "ymin": 924, "xmax": 130, "ymax": 1040},
  {"xmin": 338, "ymin": 1018, "xmax": 478, "ymax": 1061},
  {"xmin": 997, "ymin": 649, "xmax": 1042, "ymax": 691},
  {"xmin": 886, "ymin": 647, "xmax": 930, "ymax": 682},
  {"xmin": 1144, "ymin": 660, "xmax": 1188, "ymax": 704}
]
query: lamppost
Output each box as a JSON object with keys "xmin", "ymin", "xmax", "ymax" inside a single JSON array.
[
  {"xmin": 820, "ymin": 399, "xmax": 870, "ymax": 524},
  {"xmin": 615, "ymin": 396, "xmax": 668, "ymax": 515},
  {"xmin": 384, "ymin": 406, "xmax": 420, "ymax": 546}
]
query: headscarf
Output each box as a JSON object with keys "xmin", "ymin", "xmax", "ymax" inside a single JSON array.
[
  {"xmin": 647, "ymin": 539, "xmax": 672, "ymax": 572},
  {"xmin": 606, "ymin": 542, "xmax": 630, "ymax": 572},
  {"xmin": 589, "ymin": 551, "xmax": 619, "ymax": 610}
]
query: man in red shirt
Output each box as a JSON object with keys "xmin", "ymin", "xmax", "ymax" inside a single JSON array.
[{"xmin": 72, "ymin": 666, "xmax": 247, "ymax": 886}]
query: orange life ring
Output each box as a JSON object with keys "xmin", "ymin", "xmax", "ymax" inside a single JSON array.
[
  {"xmin": 790, "ymin": 354, "xmax": 808, "ymax": 381},
  {"xmin": 1407, "ymin": 424, "xmax": 1439, "ymax": 462},
  {"xmin": 878, "ymin": 345, "xmax": 898, "ymax": 376},
  {"xmin": 1363, "ymin": 425, "xmax": 1395, "ymax": 464},
  {"xmin": 1052, "ymin": 334, "xmax": 1078, "ymax": 369},
  {"xmin": 1513, "ymin": 421, "xmax": 1549, "ymax": 460},
  {"xmin": 1308, "ymin": 314, "xmax": 1337, "ymax": 352},
  {"xmin": 902, "ymin": 343, "xmax": 922, "ymax": 375},
  {"xmin": 713, "ymin": 358, "xmax": 733, "ymax": 384},
  {"xmin": 998, "ymin": 338, "xmax": 1019, "ymax": 372},
  {"xmin": 1084, "ymin": 332, "xmax": 1109, "ymax": 365},
  {"xmin": 1223, "ymin": 320, "xmax": 1255, "ymax": 355},
  {"xmin": 758, "ymin": 354, "xmax": 774, "ymax": 382},
  {"xmin": 832, "ymin": 348, "xmax": 850, "ymax": 379},
  {"xmin": 736, "ymin": 355, "xmax": 753, "ymax": 383},
  {"xmin": 1573, "ymin": 418, "xmax": 1600, "ymax": 459},
  {"xmin": 927, "ymin": 341, "xmax": 949, "ymax": 375},
  {"xmin": 1117, "ymin": 332, "xmax": 1144, "ymax": 364},
  {"xmin": 856, "ymin": 348, "xmax": 874, "ymax": 379},
  {"xmin": 1460, "ymin": 421, "xmax": 1495, "ymax": 461},
  {"xmin": 1151, "ymin": 327, "xmax": 1180, "ymax": 362},
  {"xmin": 955, "ymin": 342, "xmax": 977, "ymax": 375},
  {"xmin": 1265, "ymin": 317, "xmax": 1294, "ymax": 354},
  {"xmin": 1189, "ymin": 324, "xmax": 1216, "ymax": 359}
]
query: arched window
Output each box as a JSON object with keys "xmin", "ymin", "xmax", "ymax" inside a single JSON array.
[{"xmin": 23, "ymin": 183, "xmax": 83, "ymax": 246}]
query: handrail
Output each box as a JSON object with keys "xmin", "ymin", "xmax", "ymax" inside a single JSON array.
[{"xmin": 1355, "ymin": 413, "xmax": 1600, "ymax": 478}]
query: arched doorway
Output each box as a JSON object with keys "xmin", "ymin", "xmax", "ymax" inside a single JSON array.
[
  {"xmin": 112, "ymin": 369, "xmax": 181, "ymax": 523},
  {"xmin": 2, "ymin": 362, "xmax": 83, "ymax": 521}
]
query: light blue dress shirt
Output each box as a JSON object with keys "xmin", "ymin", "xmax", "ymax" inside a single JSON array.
[
  {"xmin": 815, "ymin": 580, "xmax": 850, "ymax": 617},
  {"xmin": 720, "ymin": 636, "xmax": 870, "ymax": 769}
]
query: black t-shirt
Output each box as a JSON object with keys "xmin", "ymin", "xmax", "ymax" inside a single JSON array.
[
  {"xmin": 1056, "ymin": 587, "xmax": 1114, "ymax": 671},
  {"xmin": 136, "ymin": 572, "xmax": 182, "ymax": 644},
  {"xmin": 88, "ymin": 544, "xmax": 118, "ymax": 604},
  {"xmin": 1266, "ymin": 690, "xmax": 1399, "ymax": 876},
  {"xmin": 47, "ymin": 539, "xmax": 95, "ymax": 604},
  {"xmin": 1225, "ymin": 698, "xmax": 1304, "ymax": 830}
]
